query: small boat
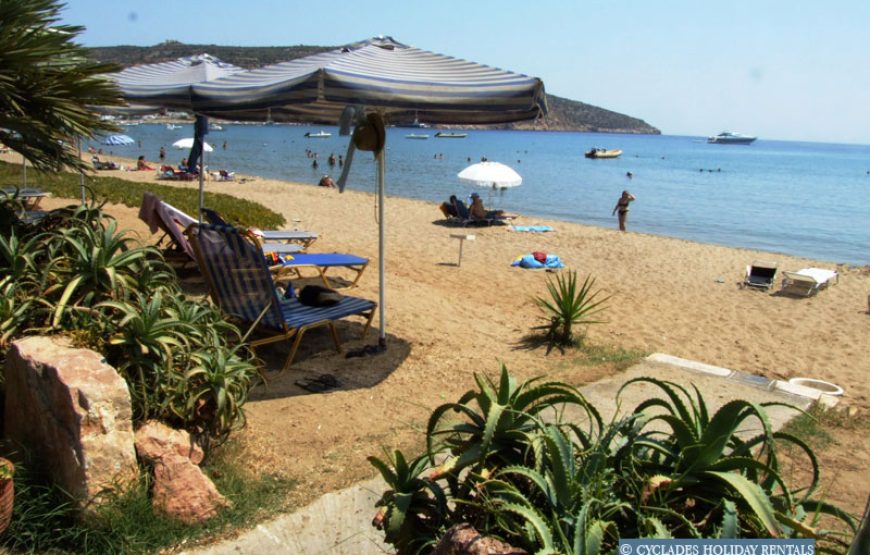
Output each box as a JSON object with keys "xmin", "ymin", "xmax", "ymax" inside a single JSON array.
[
  {"xmin": 209, "ymin": 123, "xmax": 224, "ymax": 131},
  {"xmin": 304, "ymin": 130, "xmax": 332, "ymax": 138},
  {"xmin": 584, "ymin": 148, "xmax": 622, "ymax": 159},
  {"xmin": 166, "ymin": 123, "xmax": 181, "ymax": 130},
  {"xmin": 405, "ymin": 133, "xmax": 429, "ymax": 140},
  {"xmin": 435, "ymin": 132, "xmax": 467, "ymax": 139},
  {"xmin": 707, "ymin": 131, "xmax": 756, "ymax": 145}
]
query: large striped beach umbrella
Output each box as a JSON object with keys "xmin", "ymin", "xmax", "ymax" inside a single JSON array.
[
  {"xmin": 111, "ymin": 54, "xmax": 244, "ymax": 218},
  {"xmin": 129, "ymin": 37, "xmax": 548, "ymax": 350}
]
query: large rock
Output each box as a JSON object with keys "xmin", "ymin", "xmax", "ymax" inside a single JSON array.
[
  {"xmin": 433, "ymin": 523, "xmax": 529, "ymax": 555},
  {"xmin": 3, "ymin": 336, "xmax": 137, "ymax": 513},
  {"xmin": 135, "ymin": 421, "xmax": 229, "ymax": 524}
]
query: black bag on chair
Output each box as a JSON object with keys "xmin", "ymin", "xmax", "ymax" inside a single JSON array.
[{"xmin": 298, "ymin": 285, "xmax": 343, "ymax": 307}]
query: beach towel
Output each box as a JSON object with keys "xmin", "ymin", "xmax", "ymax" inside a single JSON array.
[
  {"xmin": 509, "ymin": 225, "xmax": 554, "ymax": 232},
  {"xmin": 511, "ymin": 253, "xmax": 565, "ymax": 269}
]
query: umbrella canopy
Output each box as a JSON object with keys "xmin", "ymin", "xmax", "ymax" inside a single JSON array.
[
  {"xmin": 102, "ymin": 134, "xmax": 135, "ymax": 146},
  {"xmin": 172, "ymin": 138, "xmax": 213, "ymax": 152},
  {"xmin": 458, "ymin": 161, "xmax": 522, "ymax": 189},
  {"xmin": 190, "ymin": 37, "xmax": 546, "ymax": 125},
  {"xmin": 112, "ymin": 53, "xmax": 243, "ymax": 108}
]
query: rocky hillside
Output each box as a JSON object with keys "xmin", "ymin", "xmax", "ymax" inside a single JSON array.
[{"xmin": 88, "ymin": 42, "xmax": 659, "ymax": 135}]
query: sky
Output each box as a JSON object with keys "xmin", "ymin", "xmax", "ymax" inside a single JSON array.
[{"xmin": 59, "ymin": 0, "xmax": 870, "ymax": 145}]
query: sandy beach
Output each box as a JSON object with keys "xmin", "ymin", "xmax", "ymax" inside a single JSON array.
[{"xmin": 8, "ymin": 153, "xmax": 870, "ymax": 516}]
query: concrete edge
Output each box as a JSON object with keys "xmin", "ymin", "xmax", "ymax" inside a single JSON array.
[{"xmin": 646, "ymin": 353, "xmax": 840, "ymax": 408}]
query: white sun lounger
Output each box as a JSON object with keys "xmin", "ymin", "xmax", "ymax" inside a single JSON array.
[{"xmin": 780, "ymin": 267, "xmax": 838, "ymax": 297}]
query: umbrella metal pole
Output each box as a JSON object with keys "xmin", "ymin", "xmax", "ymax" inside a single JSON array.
[
  {"xmin": 77, "ymin": 137, "xmax": 85, "ymax": 204},
  {"xmin": 198, "ymin": 161, "xmax": 204, "ymax": 223},
  {"xmin": 377, "ymin": 148, "xmax": 386, "ymax": 348}
]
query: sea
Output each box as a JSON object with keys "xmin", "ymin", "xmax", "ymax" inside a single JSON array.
[{"xmin": 108, "ymin": 124, "xmax": 870, "ymax": 266}]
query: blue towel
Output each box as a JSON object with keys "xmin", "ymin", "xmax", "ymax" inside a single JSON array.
[
  {"xmin": 511, "ymin": 254, "xmax": 565, "ymax": 269},
  {"xmin": 510, "ymin": 225, "xmax": 554, "ymax": 232}
]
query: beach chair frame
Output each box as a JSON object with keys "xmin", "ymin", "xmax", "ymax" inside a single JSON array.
[
  {"xmin": 187, "ymin": 224, "xmax": 376, "ymax": 371},
  {"xmin": 743, "ymin": 260, "xmax": 779, "ymax": 290},
  {"xmin": 779, "ymin": 269, "xmax": 838, "ymax": 297},
  {"xmin": 201, "ymin": 207, "xmax": 319, "ymax": 249}
]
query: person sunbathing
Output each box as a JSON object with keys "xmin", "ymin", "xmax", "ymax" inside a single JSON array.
[
  {"xmin": 136, "ymin": 156, "xmax": 153, "ymax": 171},
  {"xmin": 469, "ymin": 193, "xmax": 516, "ymax": 220},
  {"xmin": 439, "ymin": 195, "xmax": 459, "ymax": 218}
]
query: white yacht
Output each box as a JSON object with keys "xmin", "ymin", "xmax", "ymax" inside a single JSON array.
[{"xmin": 707, "ymin": 132, "xmax": 757, "ymax": 145}]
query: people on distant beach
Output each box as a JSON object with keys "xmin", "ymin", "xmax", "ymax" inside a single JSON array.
[
  {"xmin": 439, "ymin": 195, "xmax": 459, "ymax": 218},
  {"xmin": 159, "ymin": 146, "xmax": 165, "ymax": 162},
  {"xmin": 222, "ymin": 140, "xmax": 228, "ymax": 150},
  {"xmin": 328, "ymin": 153, "xmax": 337, "ymax": 166},
  {"xmin": 612, "ymin": 190, "xmax": 636, "ymax": 232},
  {"xmin": 318, "ymin": 174, "xmax": 335, "ymax": 188},
  {"xmin": 179, "ymin": 158, "xmax": 189, "ymax": 172},
  {"xmin": 626, "ymin": 171, "xmax": 633, "ymax": 179},
  {"xmin": 312, "ymin": 158, "xmax": 319, "ymax": 169},
  {"xmin": 136, "ymin": 155, "xmax": 153, "ymax": 171}
]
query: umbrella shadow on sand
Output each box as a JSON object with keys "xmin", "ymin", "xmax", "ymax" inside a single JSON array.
[{"xmin": 248, "ymin": 329, "xmax": 411, "ymax": 401}]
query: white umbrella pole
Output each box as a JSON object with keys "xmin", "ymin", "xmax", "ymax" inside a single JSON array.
[{"xmin": 377, "ymin": 147, "xmax": 386, "ymax": 347}]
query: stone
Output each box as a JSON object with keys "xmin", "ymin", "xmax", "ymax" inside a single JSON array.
[
  {"xmin": 150, "ymin": 453, "xmax": 230, "ymax": 525},
  {"xmin": 3, "ymin": 336, "xmax": 137, "ymax": 514},
  {"xmin": 134, "ymin": 421, "xmax": 229, "ymax": 524},
  {"xmin": 135, "ymin": 420, "xmax": 204, "ymax": 464},
  {"xmin": 433, "ymin": 523, "xmax": 529, "ymax": 555}
]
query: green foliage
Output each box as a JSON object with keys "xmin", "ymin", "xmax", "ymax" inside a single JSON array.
[
  {"xmin": 0, "ymin": 161, "xmax": 286, "ymax": 229},
  {"xmin": 0, "ymin": 0, "xmax": 124, "ymax": 173},
  {"xmin": 370, "ymin": 368, "xmax": 856, "ymax": 554},
  {"xmin": 0, "ymin": 199, "xmax": 259, "ymax": 443},
  {"xmin": 1, "ymin": 445, "xmax": 295, "ymax": 554},
  {"xmin": 534, "ymin": 271, "xmax": 611, "ymax": 352}
]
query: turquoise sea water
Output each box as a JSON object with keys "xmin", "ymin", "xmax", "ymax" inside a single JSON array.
[{"xmin": 110, "ymin": 124, "xmax": 870, "ymax": 265}]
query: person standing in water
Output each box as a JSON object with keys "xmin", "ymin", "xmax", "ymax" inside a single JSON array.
[{"xmin": 612, "ymin": 190, "xmax": 636, "ymax": 232}]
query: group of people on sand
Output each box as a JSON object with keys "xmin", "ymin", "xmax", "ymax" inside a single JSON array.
[{"xmin": 439, "ymin": 190, "xmax": 637, "ymax": 231}]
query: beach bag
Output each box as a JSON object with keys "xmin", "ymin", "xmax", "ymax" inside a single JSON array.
[{"xmin": 298, "ymin": 285, "xmax": 342, "ymax": 307}]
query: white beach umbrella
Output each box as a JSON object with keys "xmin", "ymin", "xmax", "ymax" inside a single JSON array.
[
  {"xmin": 172, "ymin": 138, "xmax": 213, "ymax": 152},
  {"xmin": 458, "ymin": 161, "xmax": 522, "ymax": 189}
]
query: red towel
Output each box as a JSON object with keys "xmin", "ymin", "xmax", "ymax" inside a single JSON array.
[{"xmin": 532, "ymin": 251, "xmax": 547, "ymax": 263}]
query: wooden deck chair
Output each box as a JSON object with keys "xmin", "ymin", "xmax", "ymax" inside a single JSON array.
[
  {"xmin": 743, "ymin": 260, "xmax": 779, "ymax": 290},
  {"xmin": 201, "ymin": 207, "xmax": 319, "ymax": 249},
  {"xmin": 780, "ymin": 268, "xmax": 838, "ymax": 297},
  {"xmin": 187, "ymin": 223, "xmax": 376, "ymax": 371}
]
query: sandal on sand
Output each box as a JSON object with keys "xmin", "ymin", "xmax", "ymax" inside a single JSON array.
[{"xmin": 295, "ymin": 374, "xmax": 341, "ymax": 393}]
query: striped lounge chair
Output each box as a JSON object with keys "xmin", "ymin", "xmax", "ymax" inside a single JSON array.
[
  {"xmin": 201, "ymin": 207, "xmax": 319, "ymax": 249},
  {"xmin": 188, "ymin": 224, "xmax": 376, "ymax": 371}
]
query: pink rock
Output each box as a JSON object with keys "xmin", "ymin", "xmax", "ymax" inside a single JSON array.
[
  {"xmin": 3, "ymin": 337, "xmax": 138, "ymax": 515},
  {"xmin": 151, "ymin": 453, "xmax": 230, "ymax": 525},
  {"xmin": 135, "ymin": 420, "xmax": 204, "ymax": 464}
]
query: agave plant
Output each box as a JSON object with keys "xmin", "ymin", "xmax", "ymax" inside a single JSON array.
[
  {"xmin": 534, "ymin": 271, "xmax": 610, "ymax": 352},
  {"xmin": 370, "ymin": 368, "xmax": 856, "ymax": 555}
]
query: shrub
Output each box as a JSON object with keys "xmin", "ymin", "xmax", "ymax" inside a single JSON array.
[
  {"xmin": 0, "ymin": 197, "xmax": 259, "ymax": 444},
  {"xmin": 534, "ymin": 271, "xmax": 610, "ymax": 353},
  {"xmin": 370, "ymin": 367, "xmax": 856, "ymax": 554}
]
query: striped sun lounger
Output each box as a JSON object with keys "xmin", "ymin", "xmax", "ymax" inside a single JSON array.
[
  {"xmin": 187, "ymin": 224, "xmax": 376, "ymax": 371},
  {"xmin": 201, "ymin": 207, "xmax": 319, "ymax": 249}
]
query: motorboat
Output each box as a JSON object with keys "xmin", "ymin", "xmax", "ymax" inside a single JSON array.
[
  {"xmin": 584, "ymin": 147, "xmax": 622, "ymax": 159},
  {"xmin": 435, "ymin": 132, "xmax": 467, "ymax": 138},
  {"xmin": 304, "ymin": 130, "xmax": 332, "ymax": 138},
  {"xmin": 405, "ymin": 133, "xmax": 429, "ymax": 140},
  {"xmin": 209, "ymin": 123, "xmax": 224, "ymax": 131},
  {"xmin": 707, "ymin": 131, "xmax": 756, "ymax": 145},
  {"xmin": 166, "ymin": 123, "xmax": 181, "ymax": 130}
]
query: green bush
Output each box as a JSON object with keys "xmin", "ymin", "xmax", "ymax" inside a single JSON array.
[
  {"xmin": 370, "ymin": 367, "xmax": 856, "ymax": 554},
  {"xmin": 0, "ymin": 160, "xmax": 285, "ymax": 229},
  {"xmin": 534, "ymin": 271, "xmax": 610, "ymax": 353},
  {"xmin": 0, "ymin": 196, "xmax": 258, "ymax": 444}
]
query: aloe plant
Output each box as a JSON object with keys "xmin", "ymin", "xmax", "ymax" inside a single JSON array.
[
  {"xmin": 371, "ymin": 368, "xmax": 855, "ymax": 555},
  {"xmin": 534, "ymin": 271, "xmax": 610, "ymax": 352}
]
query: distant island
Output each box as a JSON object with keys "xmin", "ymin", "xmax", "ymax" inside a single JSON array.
[{"xmin": 87, "ymin": 41, "xmax": 660, "ymax": 135}]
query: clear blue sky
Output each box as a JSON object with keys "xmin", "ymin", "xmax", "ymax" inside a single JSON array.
[{"xmin": 61, "ymin": 0, "xmax": 870, "ymax": 144}]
